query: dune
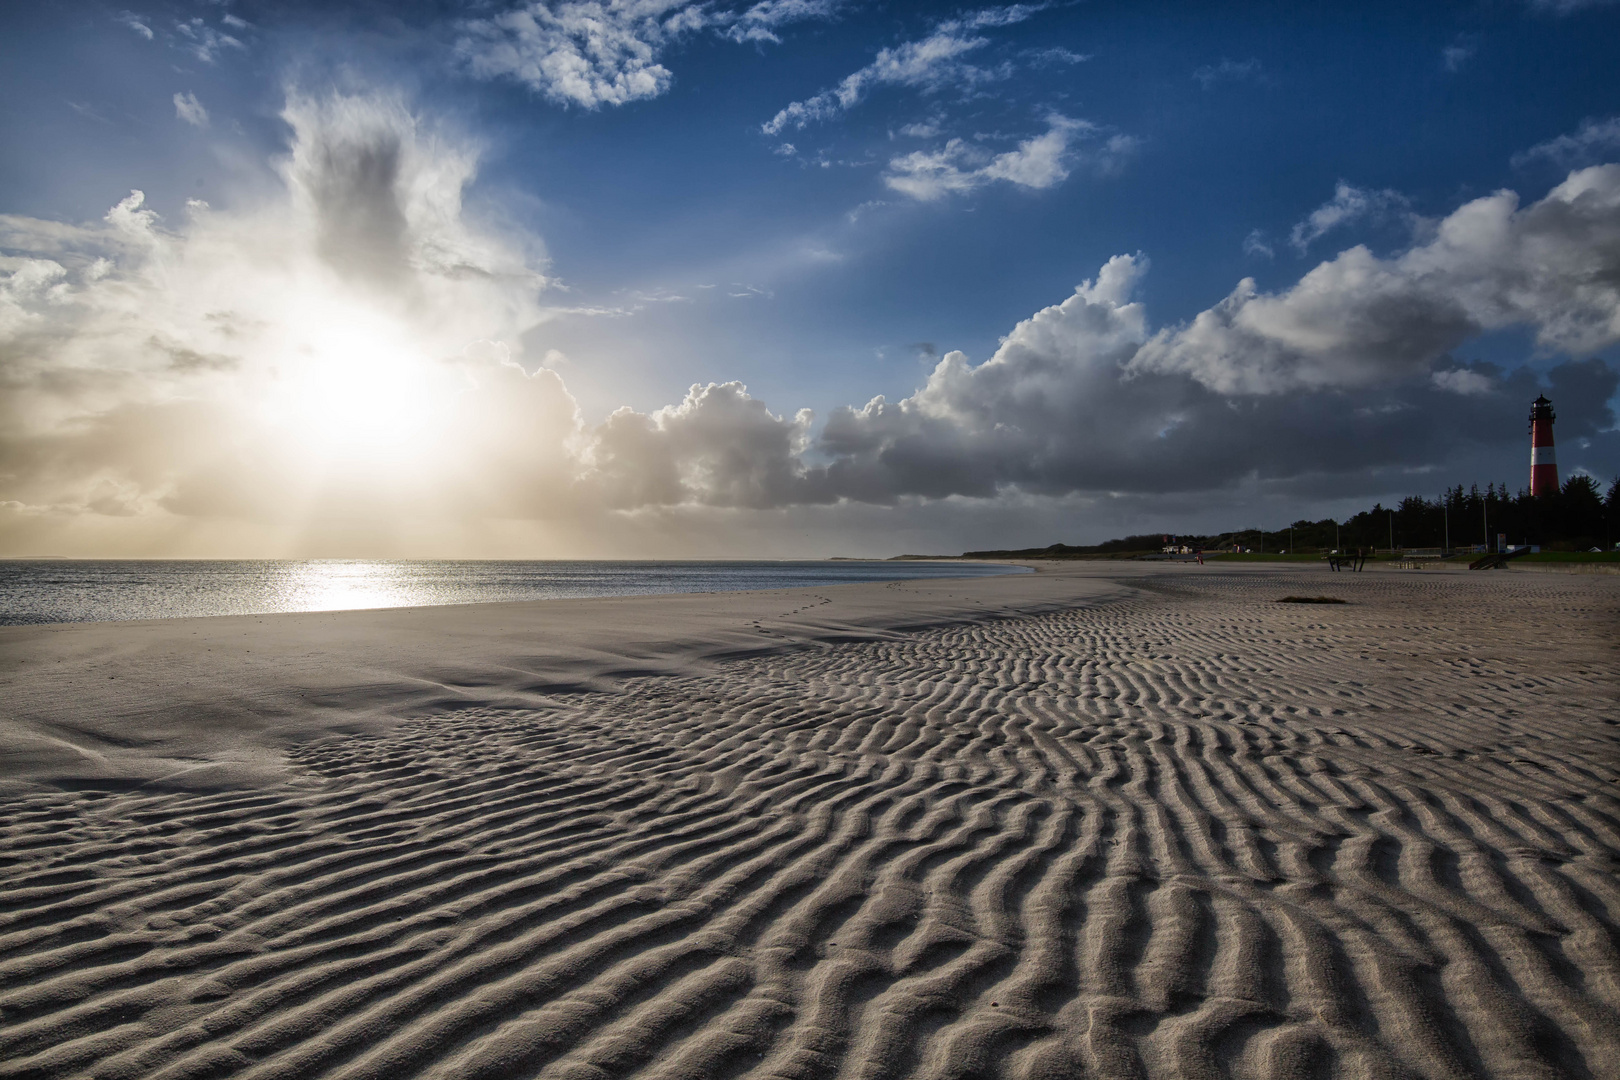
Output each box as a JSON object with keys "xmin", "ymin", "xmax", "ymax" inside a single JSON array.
[{"xmin": 1, "ymin": 563, "xmax": 1617, "ymax": 1079}]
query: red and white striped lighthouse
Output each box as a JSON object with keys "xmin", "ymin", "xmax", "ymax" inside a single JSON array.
[{"xmin": 1529, "ymin": 394, "xmax": 1558, "ymax": 497}]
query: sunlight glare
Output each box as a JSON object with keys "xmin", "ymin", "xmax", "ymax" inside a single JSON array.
[
  {"xmin": 264, "ymin": 292, "xmax": 462, "ymax": 472},
  {"xmin": 278, "ymin": 560, "xmax": 415, "ymax": 612}
]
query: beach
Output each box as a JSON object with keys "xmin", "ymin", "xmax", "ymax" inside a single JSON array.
[{"xmin": 2, "ymin": 562, "xmax": 1617, "ymax": 1079}]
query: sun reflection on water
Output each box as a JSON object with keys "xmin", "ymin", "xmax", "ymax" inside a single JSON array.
[
  {"xmin": 0, "ymin": 560, "xmax": 1030, "ymax": 625},
  {"xmin": 275, "ymin": 561, "xmax": 421, "ymax": 613}
]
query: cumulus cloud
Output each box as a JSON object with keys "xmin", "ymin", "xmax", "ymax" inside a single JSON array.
[
  {"xmin": 457, "ymin": 0, "xmax": 836, "ymax": 108},
  {"xmin": 761, "ymin": 8, "xmax": 1039, "ymax": 135},
  {"xmin": 1130, "ymin": 166, "xmax": 1620, "ymax": 394},
  {"xmin": 173, "ymin": 91, "xmax": 208, "ymax": 127},
  {"xmin": 1513, "ymin": 115, "xmax": 1620, "ymax": 169},
  {"xmin": 801, "ymin": 279, "xmax": 1618, "ymax": 507},
  {"xmin": 587, "ymin": 382, "xmax": 824, "ymax": 508},
  {"xmin": 883, "ymin": 115, "xmax": 1131, "ymax": 201},
  {"xmin": 782, "ymin": 261, "xmax": 1613, "ymax": 507}
]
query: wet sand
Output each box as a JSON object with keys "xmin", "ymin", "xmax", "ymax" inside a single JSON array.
[{"xmin": 2, "ymin": 563, "xmax": 1617, "ymax": 1079}]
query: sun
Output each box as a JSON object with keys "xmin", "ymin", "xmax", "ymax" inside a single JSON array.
[{"xmin": 262, "ymin": 295, "xmax": 462, "ymax": 472}]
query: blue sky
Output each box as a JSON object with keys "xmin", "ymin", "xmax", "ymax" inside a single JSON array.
[{"xmin": 2, "ymin": 1, "xmax": 1619, "ymax": 556}]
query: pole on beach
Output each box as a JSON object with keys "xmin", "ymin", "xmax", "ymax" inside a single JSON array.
[
  {"xmin": 1443, "ymin": 498, "xmax": 1449, "ymax": 555},
  {"xmin": 1388, "ymin": 510, "xmax": 1394, "ymax": 553}
]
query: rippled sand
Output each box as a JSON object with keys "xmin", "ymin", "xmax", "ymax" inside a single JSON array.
[{"xmin": 2, "ymin": 566, "xmax": 1617, "ymax": 1079}]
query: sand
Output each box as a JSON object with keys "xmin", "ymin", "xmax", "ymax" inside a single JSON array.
[{"xmin": 1, "ymin": 563, "xmax": 1617, "ymax": 1079}]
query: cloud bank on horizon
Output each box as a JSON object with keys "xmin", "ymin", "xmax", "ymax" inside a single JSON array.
[{"xmin": 2, "ymin": 2, "xmax": 1619, "ymax": 556}]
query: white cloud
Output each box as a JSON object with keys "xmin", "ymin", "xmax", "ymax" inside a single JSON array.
[
  {"xmin": 722, "ymin": 0, "xmax": 841, "ymax": 43},
  {"xmin": 1430, "ymin": 367, "xmax": 1495, "ymax": 395},
  {"xmin": 761, "ymin": 9, "xmax": 1041, "ymax": 135},
  {"xmin": 882, "ymin": 140, "xmax": 986, "ymax": 200},
  {"xmin": 173, "ymin": 91, "xmax": 209, "ymax": 128},
  {"xmin": 1094, "ymin": 134, "xmax": 1141, "ymax": 175},
  {"xmin": 979, "ymin": 118, "xmax": 1084, "ymax": 188},
  {"xmin": 175, "ymin": 18, "xmax": 245, "ymax": 64},
  {"xmin": 1288, "ymin": 181, "xmax": 1410, "ymax": 252},
  {"xmin": 457, "ymin": 1, "xmax": 836, "ymax": 108},
  {"xmin": 67, "ymin": 101, "xmax": 112, "ymax": 125},
  {"xmin": 883, "ymin": 115, "xmax": 1128, "ymax": 201},
  {"xmin": 1442, "ymin": 39, "xmax": 1476, "ymax": 72},
  {"xmin": 960, "ymin": 4, "xmax": 1048, "ymax": 29},
  {"xmin": 587, "ymin": 382, "xmax": 822, "ymax": 508},
  {"xmin": 457, "ymin": 1, "xmax": 689, "ymax": 108},
  {"xmin": 117, "ymin": 11, "xmax": 154, "ymax": 40},
  {"xmin": 1130, "ymin": 166, "xmax": 1620, "ymax": 394},
  {"xmin": 0, "ymin": 257, "xmax": 70, "ymax": 338},
  {"xmin": 1026, "ymin": 46, "xmax": 1090, "ymax": 66},
  {"xmin": 898, "ymin": 120, "xmax": 942, "ymax": 138},
  {"xmin": 1513, "ymin": 115, "xmax": 1620, "ymax": 169},
  {"xmin": 1242, "ymin": 229, "xmax": 1274, "ymax": 259},
  {"xmin": 1192, "ymin": 58, "xmax": 1263, "ymax": 89}
]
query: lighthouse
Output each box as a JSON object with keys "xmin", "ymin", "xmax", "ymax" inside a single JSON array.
[{"xmin": 1529, "ymin": 394, "xmax": 1558, "ymax": 497}]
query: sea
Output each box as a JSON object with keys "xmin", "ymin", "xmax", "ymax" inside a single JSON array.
[{"xmin": 0, "ymin": 559, "xmax": 1028, "ymax": 626}]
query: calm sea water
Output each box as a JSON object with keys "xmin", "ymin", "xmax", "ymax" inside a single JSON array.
[{"xmin": 0, "ymin": 560, "xmax": 1027, "ymax": 626}]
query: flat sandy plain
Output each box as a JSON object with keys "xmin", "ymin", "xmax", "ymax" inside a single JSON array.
[{"xmin": 1, "ymin": 563, "xmax": 1617, "ymax": 1080}]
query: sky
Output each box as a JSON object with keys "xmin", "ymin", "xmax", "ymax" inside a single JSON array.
[{"xmin": 2, "ymin": 0, "xmax": 1619, "ymax": 558}]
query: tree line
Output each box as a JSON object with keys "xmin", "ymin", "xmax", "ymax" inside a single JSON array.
[
  {"xmin": 1316, "ymin": 474, "xmax": 1617, "ymax": 552},
  {"xmin": 962, "ymin": 475, "xmax": 1619, "ymax": 558}
]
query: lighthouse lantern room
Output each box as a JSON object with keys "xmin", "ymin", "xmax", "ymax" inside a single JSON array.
[{"xmin": 1529, "ymin": 394, "xmax": 1558, "ymax": 497}]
